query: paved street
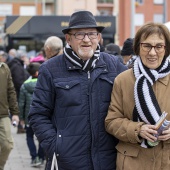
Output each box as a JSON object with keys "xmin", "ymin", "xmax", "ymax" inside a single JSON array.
[{"xmin": 5, "ymin": 125, "xmax": 45, "ymax": 170}]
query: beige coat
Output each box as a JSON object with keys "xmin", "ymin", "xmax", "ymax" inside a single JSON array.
[{"xmin": 105, "ymin": 69, "xmax": 170, "ymax": 170}]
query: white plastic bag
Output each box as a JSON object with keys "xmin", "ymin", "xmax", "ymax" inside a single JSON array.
[{"xmin": 51, "ymin": 153, "xmax": 58, "ymax": 170}]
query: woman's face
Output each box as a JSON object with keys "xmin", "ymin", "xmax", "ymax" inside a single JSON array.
[{"xmin": 139, "ymin": 34, "xmax": 166, "ymax": 69}]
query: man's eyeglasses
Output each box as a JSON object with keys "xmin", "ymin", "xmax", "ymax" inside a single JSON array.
[
  {"xmin": 140, "ymin": 43, "xmax": 166, "ymax": 53},
  {"xmin": 68, "ymin": 32, "xmax": 99, "ymax": 40}
]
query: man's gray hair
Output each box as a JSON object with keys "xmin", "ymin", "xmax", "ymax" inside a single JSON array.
[
  {"xmin": 8, "ymin": 49, "xmax": 17, "ymax": 58},
  {"xmin": 44, "ymin": 36, "xmax": 63, "ymax": 52},
  {"xmin": 16, "ymin": 50, "xmax": 27, "ymax": 59}
]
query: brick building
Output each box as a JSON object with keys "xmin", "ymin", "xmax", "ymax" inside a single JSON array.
[{"xmin": 0, "ymin": 0, "xmax": 169, "ymax": 48}]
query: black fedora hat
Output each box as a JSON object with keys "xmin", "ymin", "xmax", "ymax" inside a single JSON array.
[{"xmin": 62, "ymin": 11, "xmax": 105, "ymax": 34}]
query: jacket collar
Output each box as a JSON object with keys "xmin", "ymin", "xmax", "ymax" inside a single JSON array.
[
  {"xmin": 0, "ymin": 62, "xmax": 4, "ymax": 67},
  {"xmin": 158, "ymin": 74, "xmax": 169, "ymax": 86},
  {"xmin": 64, "ymin": 54, "xmax": 107, "ymax": 71}
]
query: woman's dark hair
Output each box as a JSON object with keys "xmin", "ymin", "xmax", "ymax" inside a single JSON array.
[{"xmin": 134, "ymin": 22, "xmax": 170, "ymax": 58}]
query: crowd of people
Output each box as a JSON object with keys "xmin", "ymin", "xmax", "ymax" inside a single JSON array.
[{"xmin": 0, "ymin": 10, "xmax": 170, "ymax": 170}]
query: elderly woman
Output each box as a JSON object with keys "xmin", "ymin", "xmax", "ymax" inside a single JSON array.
[{"xmin": 105, "ymin": 22, "xmax": 170, "ymax": 170}]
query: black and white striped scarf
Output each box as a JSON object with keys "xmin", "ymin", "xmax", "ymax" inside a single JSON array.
[
  {"xmin": 133, "ymin": 56, "xmax": 170, "ymax": 148},
  {"xmin": 64, "ymin": 43, "xmax": 100, "ymax": 72}
]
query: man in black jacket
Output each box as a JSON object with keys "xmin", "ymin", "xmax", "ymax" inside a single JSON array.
[
  {"xmin": 8, "ymin": 50, "xmax": 29, "ymax": 133},
  {"xmin": 28, "ymin": 11, "xmax": 127, "ymax": 170}
]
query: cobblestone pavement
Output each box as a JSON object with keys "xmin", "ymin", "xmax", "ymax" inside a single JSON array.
[{"xmin": 5, "ymin": 125, "xmax": 45, "ymax": 170}]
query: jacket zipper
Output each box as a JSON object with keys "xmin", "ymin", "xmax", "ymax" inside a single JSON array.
[
  {"xmin": 88, "ymin": 71, "xmax": 90, "ymax": 79},
  {"xmin": 87, "ymin": 71, "xmax": 93, "ymax": 169}
]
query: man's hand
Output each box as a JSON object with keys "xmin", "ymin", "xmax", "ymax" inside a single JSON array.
[{"xmin": 11, "ymin": 115, "xmax": 19, "ymax": 126}]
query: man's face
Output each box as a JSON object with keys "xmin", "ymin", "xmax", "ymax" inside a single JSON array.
[
  {"xmin": 0, "ymin": 55, "xmax": 6, "ymax": 62},
  {"xmin": 65, "ymin": 28, "xmax": 101, "ymax": 61}
]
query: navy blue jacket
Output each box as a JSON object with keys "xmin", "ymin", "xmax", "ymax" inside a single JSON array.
[{"xmin": 28, "ymin": 52, "xmax": 127, "ymax": 170}]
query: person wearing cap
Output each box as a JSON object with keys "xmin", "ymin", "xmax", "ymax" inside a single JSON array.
[
  {"xmin": 105, "ymin": 43, "xmax": 124, "ymax": 64},
  {"xmin": 121, "ymin": 38, "xmax": 136, "ymax": 68},
  {"xmin": 28, "ymin": 10, "xmax": 127, "ymax": 170}
]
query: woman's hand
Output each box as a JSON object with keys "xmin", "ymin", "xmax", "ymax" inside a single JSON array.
[
  {"xmin": 158, "ymin": 128, "xmax": 170, "ymax": 141},
  {"xmin": 139, "ymin": 124, "xmax": 158, "ymax": 142}
]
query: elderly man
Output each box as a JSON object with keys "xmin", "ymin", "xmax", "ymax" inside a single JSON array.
[
  {"xmin": 28, "ymin": 11, "xmax": 127, "ymax": 170},
  {"xmin": 44, "ymin": 36, "xmax": 63, "ymax": 59},
  {"xmin": 8, "ymin": 48, "xmax": 17, "ymax": 58}
]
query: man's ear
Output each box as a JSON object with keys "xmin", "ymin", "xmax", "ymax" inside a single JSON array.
[
  {"xmin": 98, "ymin": 33, "xmax": 102, "ymax": 43},
  {"xmin": 46, "ymin": 46, "xmax": 50, "ymax": 52},
  {"xmin": 65, "ymin": 34, "xmax": 71, "ymax": 45}
]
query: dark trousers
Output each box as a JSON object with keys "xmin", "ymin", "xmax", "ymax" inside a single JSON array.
[{"xmin": 25, "ymin": 125, "xmax": 44, "ymax": 160}]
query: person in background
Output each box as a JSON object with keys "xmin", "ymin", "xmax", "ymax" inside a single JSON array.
[
  {"xmin": 105, "ymin": 22, "xmax": 170, "ymax": 170},
  {"xmin": 8, "ymin": 50, "xmax": 30, "ymax": 99},
  {"xmin": 105, "ymin": 43, "xmax": 124, "ymax": 64},
  {"xmin": 30, "ymin": 54, "xmax": 45, "ymax": 64},
  {"xmin": 8, "ymin": 48, "xmax": 17, "ymax": 59},
  {"xmin": 28, "ymin": 10, "xmax": 127, "ymax": 170},
  {"xmin": 121, "ymin": 38, "xmax": 136, "ymax": 68},
  {"xmin": 105, "ymin": 43, "xmax": 121, "ymax": 56},
  {"xmin": 0, "ymin": 51, "xmax": 13, "ymax": 64},
  {"xmin": 0, "ymin": 62, "xmax": 19, "ymax": 170},
  {"xmin": 30, "ymin": 49, "xmax": 45, "ymax": 64},
  {"xmin": 99, "ymin": 34, "xmax": 105, "ymax": 52},
  {"xmin": 44, "ymin": 36, "xmax": 63, "ymax": 60},
  {"xmin": 8, "ymin": 50, "xmax": 30, "ymax": 134},
  {"xmin": 19, "ymin": 62, "xmax": 44, "ymax": 167}
]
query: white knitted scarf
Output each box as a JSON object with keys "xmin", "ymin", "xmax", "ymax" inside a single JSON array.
[
  {"xmin": 64, "ymin": 43, "xmax": 100, "ymax": 72},
  {"xmin": 133, "ymin": 56, "xmax": 170, "ymax": 148}
]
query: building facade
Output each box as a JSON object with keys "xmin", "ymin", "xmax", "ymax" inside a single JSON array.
[
  {"xmin": 0, "ymin": 0, "xmax": 169, "ymax": 48},
  {"xmin": 118, "ymin": 0, "xmax": 170, "ymax": 45}
]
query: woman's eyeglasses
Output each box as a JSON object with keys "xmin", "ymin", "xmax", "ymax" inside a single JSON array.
[
  {"xmin": 68, "ymin": 32, "xmax": 99, "ymax": 40},
  {"xmin": 140, "ymin": 43, "xmax": 166, "ymax": 53}
]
